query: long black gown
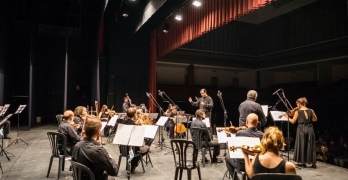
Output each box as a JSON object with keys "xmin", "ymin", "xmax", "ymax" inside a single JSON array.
[{"xmin": 293, "ymin": 109, "xmax": 316, "ymax": 165}]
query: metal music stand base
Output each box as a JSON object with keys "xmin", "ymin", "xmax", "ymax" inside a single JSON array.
[
  {"xmin": 7, "ymin": 136, "xmax": 28, "ymax": 148},
  {"xmin": 0, "ymin": 137, "xmax": 14, "ymax": 161},
  {"xmin": 155, "ymin": 127, "xmax": 171, "ymax": 153}
]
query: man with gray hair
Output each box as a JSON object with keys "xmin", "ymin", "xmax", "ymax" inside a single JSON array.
[{"xmin": 238, "ymin": 90, "xmax": 266, "ymax": 127}]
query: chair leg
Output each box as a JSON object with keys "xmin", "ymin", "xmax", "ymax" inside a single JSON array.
[
  {"xmin": 116, "ymin": 155, "xmax": 122, "ymax": 176},
  {"xmin": 46, "ymin": 156, "xmax": 54, "ymax": 178},
  {"xmin": 140, "ymin": 156, "xmax": 145, "ymax": 173},
  {"xmin": 174, "ymin": 167, "xmax": 179, "ymax": 180},
  {"xmin": 197, "ymin": 167, "xmax": 202, "ymax": 180},
  {"xmin": 202, "ymin": 148, "xmax": 206, "ymax": 167},
  {"xmin": 179, "ymin": 168, "xmax": 183, "ymax": 180},
  {"xmin": 58, "ymin": 157, "xmax": 63, "ymax": 180},
  {"xmin": 187, "ymin": 169, "xmax": 192, "ymax": 180},
  {"xmin": 147, "ymin": 153, "xmax": 153, "ymax": 167},
  {"xmin": 62, "ymin": 156, "xmax": 65, "ymax": 171}
]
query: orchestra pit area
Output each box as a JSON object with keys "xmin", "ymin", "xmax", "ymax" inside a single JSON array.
[{"xmin": 0, "ymin": 124, "xmax": 347, "ymax": 180}]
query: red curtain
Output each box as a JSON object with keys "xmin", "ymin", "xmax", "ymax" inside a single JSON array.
[
  {"xmin": 148, "ymin": 29, "xmax": 157, "ymax": 112},
  {"xmin": 157, "ymin": 0, "xmax": 274, "ymax": 57}
]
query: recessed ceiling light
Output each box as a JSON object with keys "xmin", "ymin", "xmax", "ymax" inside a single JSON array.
[
  {"xmin": 192, "ymin": 1, "xmax": 202, "ymax": 7},
  {"xmin": 175, "ymin": 14, "xmax": 182, "ymax": 21}
]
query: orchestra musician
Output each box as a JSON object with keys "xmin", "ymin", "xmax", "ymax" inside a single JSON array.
[
  {"xmin": 188, "ymin": 89, "xmax": 214, "ymax": 133},
  {"xmin": 225, "ymin": 113, "xmax": 264, "ymax": 178},
  {"xmin": 139, "ymin": 103, "xmax": 148, "ymax": 113},
  {"xmin": 164, "ymin": 103, "xmax": 173, "ymax": 116},
  {"xmin": 191, "ymin": 109, "xmax": 223, "ymax": 163},
  {"xmin": 122, "ymin": 96, "xmax": 131, "ymax": 113},
  {"xmin": 73, "ymin": 106, "xmax": 87, "ymax": 135},
  {"xmin": 0, "ymin": 106, "xmax": 11, "ymax": 139},
  {"xmin": 238, "ymin": 90, "xmax": 266, "ymax": 128},
  {"xmin": 58, "ymin": 110, "xmax": 81, "ymax": 155},
  {"xmin": 167, "ymin": 106, "xmax": 178, "ymax": 139},
  {"xmin": 99, "ymin": 105, "xmax": 110, "ymax": 122},
  {"xmin": 121, "ymin": 107, "xmax": 149, "ymax": 174},
  {"xmin": 242, "ymin": 126, "xmax": 296, "ymax": 178},
  {"xmin": 286, "ymin": 97, "xmax": 317, "ymax": 168},
  {"xmin": 72, "ymin": 116, "xmax": 119, "ymax": 179}
]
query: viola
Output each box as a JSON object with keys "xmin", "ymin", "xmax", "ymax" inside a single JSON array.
[{"xmin": 229, "ymin": 145, "xmax": 262, "ymax": 156}]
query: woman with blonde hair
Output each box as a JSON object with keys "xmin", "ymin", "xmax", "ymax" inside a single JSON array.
[{"xmin": 243, "ymin": 126, "xmax": 296, "ymax": 178}]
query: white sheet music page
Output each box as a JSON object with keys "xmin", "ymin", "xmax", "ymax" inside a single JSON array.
[
  {"xmin": 202, "ymin": 118, "xmax": 210, "ymax": 128},
  {"xmin": 261, "ymin": 105, "xmax": 268, "ymax": 117},
  {"xmin": 143, "ymin": 125, "xmax": 158, "ymax": 139},
  {"xmin": 128, "ymin": 126, "xmax": 146, "ymax": 146},
  {"xmin": 101, "ymin": 122, "xmax": 107, "ymax": 131},
  {"xmin": 108, "ymin": 115, "xmax": 118, "ymax": 126},
  {"xmin": 156, "ymin": 116, "xmax": 169, "ymax": 126},
  {"xmin": 216, "ymin": 127, "xmax": 228, "ymax": 143},
  {"xmin": 270, "ymin": 111, "xmax": 288, "ymax": 121},
  {"xmin": 113, "ymin": 124, "xmax": 133, "ymax": 145},
  {"xmin": 228, "ymin": 137, "xmax": 260, "ymax": 159}
]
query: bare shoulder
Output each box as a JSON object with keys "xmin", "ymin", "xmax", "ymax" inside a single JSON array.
[{"xmin": 285, "ymin": 161, "xmax": 296, "ymax": 174}]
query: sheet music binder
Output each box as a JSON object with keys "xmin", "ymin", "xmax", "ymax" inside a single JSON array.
[
  {"xmin": 113, "ymin": 124, "xmax": 146, "ymax": 146},
  {"xmin": 0, "ymin": 104, "xmax": 10, "ymax": 116}
]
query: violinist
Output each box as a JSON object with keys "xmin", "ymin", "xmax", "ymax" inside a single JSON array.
[
  {"xmin": 73, "ymin": 106, "xmax": 87, "ymax": 135},
  {"xmin": 99, "ymin": 105, "xmax": 110, "ymax": 122},
  {"xmin": 134, "ymin": 109, "xmax": 144, "ymax": 125},
  {"xmin": 139, "ymin": 103, "xmax": 148, "ymax": 113},
  {"xmin": 225, "ymin": 113, "xmax": 264, "ymax": 178},
  {"xmin": 242, "ymin": 126, "xmax": 296, "ymax": 178},
  {"xmin": 164, "ymin": 103, "xmax": 173, "ymax": 116},
  {"xmin": 286, "ymin": 97, "xmax": 317, "ymax": 168},
  {"xmin": 58, "ymin": 110, "xmax": 81, "ymax": 155}
]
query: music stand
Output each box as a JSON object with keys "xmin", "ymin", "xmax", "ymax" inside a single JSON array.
[
  {"xmin": 0, "ymin": 104, "xmax": 10, "ymax": 117},
  {"xmin": 7, "ymin": 105, "xmax": 28, "ymax": 147},
  {"xmin": 217, "ymin": 91, "xmax": 228, "ymax": 155},
  {"xmin": 0, "ymin": 114, "xmax": 14, "ymax": 160}
]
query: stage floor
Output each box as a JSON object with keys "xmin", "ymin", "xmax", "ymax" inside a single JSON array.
[{"xmin": 0, "ymin": 124, "xmax": 347, "ymax": 180}]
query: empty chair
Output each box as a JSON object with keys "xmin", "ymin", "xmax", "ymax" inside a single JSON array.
[
  {"xmin": 70, "ymin": 160, "xmax": 95, "ymax": 180},
  {"xmin": 170, "ymin": 139, "xmax": 202, "ymax": 180},
  {"xmin": 46, "ymin": 132, "xmax": 70, "ymax": 179},
  {"xmin": 251, "ymin": 173, "xmax": 302, "ymax": 180}
]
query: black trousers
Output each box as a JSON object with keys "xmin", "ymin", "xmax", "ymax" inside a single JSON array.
[{"xmin": 1, "ymin": 121, "xmax": 10, "ymax": 135}]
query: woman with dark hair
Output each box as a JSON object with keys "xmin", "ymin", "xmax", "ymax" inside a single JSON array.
[{"xmin": 287, "ymin": 97, "xmax": 318, "ymax": 168}]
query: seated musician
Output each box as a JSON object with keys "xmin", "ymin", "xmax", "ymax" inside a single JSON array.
[
  {"xmin": 73, "ymin": 106, "xmax": 87, "ymax": 135},
  {"xmin": 191, "ymin": 109, "xmax": 223, "ymax": 163},
  {"xmin": 139, "ymin": 103, "xmax": 148, "ymax": 113},
  {"xmin": 225, "ymin": 113, "xmax": 263, "ymax": 178},
  {"xmin": 167, "ymin": 106, "xmax": 178, "ymax": 139},
  {"xmin": 122, "ymin": 107, "xmax": 150, "ymax": 174},
  {"xmin": 58, "ymin": 110, "xmax": 81, "ymax": 155},
  {"xmin": 99, "ymin": 105, "xmax": 110, "ymax": 122},
  {"xmin": 72, "ymin": 117, "xmax": 119, "ymax": 180},
  {"xmin": 243, "ymin": 126, "xmax": 296, "ymax": 178},
  {"xmin": 0, "ymin": 106, "xmax": 11, "ymax": 139}
]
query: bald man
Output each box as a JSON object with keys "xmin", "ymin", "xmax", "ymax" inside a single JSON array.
[
  {"xmin": 58, "ymin": 110, "xmax": 80, "ymax": 155},
  {"xmin": 225, "ymin": 113, "xmax": 264, "ymax": 178}
]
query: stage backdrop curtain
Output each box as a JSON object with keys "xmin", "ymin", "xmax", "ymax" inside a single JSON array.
[
  {"xmin": 157, "ymin": 0, "xmax": 273, "ymax": 57},
  {"xmin": 148, "ymin": 29, "xmax": 157, "ymax": 113}
]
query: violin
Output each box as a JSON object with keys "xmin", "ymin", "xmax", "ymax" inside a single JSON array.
[
  {"xmin": 229, "ymin": 145, "xmax": 262, "ymax": 156},
  {"xmin": 279, "ymin": 107, "xmax": 299, "ymax": 118},
  {"xmin": 217, "ymin": 126, "xmax": 247, "ymax": 135}
]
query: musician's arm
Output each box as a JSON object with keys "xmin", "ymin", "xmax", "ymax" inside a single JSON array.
[
  {"xmin": 243, "ymin": 152, "xmax": 255, "ymax": 178},
  {"xmin": 311, "ymin": 109, "xmax": 317, "ymax": 122},
  {"xmin": 288, "ymin": 111, "xmax": 298, "ymax": 124}
]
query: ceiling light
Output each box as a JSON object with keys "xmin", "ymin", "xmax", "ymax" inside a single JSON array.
[
  {"xmin": 192, "ymin": 0, "xmax": 202, "ymax": 7},
  {"xmin": 122, "ymin": 9, "xmax": 128, "ymax": 17},
  {"xmin": 175, "ymin": 14, "xmax": 182, "ymax": 21},
  {"xmin": 163, "ymin": 24, "xmax": 169, "ymax": 33}
]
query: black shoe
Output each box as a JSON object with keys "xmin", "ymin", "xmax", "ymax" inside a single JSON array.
[
  {"xmin": 212, "ymin": 158, "xmax": 223, "ymax": 163},
  {"xmin": 4, "ymin": 135, "xmax": 10, "ymax": 139},
  {"xmin": 311, "ymin": 164, "xmax": 316, "ymax": 169}
]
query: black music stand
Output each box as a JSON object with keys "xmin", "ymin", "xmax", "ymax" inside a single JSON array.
[
  {"xmin": 0, "ymin": 114, "xmax": 14, "ymax": 161},
  {"xmin": 7, "ymin": 105, "xmax": 28, "ymax": 147},
  {"xmin": 217, "ymin": 91, "xmax": 228, "ymax": 156}
]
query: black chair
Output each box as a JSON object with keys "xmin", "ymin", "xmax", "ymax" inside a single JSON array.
[
  {"xmin": 232, "ymin": 159, "xmax": 248, "ymax": 180},
  {"xmin": 170, "ymin": 139, "xmax": 202, "ymax": 180},
  {"xmin": 251, "ymin": 173, "xmax": 302, "ymax": 180},
  {"xmin": 46, "ymin": 132, "xmax": 69, "ymax": 179},
  {"xmin": 117, "ymin": 145, "xmax": 145, "ymax": 177},
  {"xmin": 70, "ymin": 160, "xmax": 96, "ymax": 180},
  {"xmin": 190, "ymin": 127, "xmax": 213, "ymax": 167},
  {"xmin": 143, "ymin": 138, "xmax": 153, "ymax": 167},
  {"xmin": 56, "ymin": 114, "xmax": 63, "ymax": 125}
]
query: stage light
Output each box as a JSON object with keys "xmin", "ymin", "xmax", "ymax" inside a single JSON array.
[
  {"xmin": 175, "ymin": 14, "xmax": 182, "ymax": 21},
  {"xmin": 163, "ymin": 24, "xmax": 169, "ymax": 33},
  {"xmin": 192, "ymin": 0, "xmax": 202, "ymax": 7},
  {"xmin": 122, "ymin": 9, "xmax": 128, "ymax": 17}
]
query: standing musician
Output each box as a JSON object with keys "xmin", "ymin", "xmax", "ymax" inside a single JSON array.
[
  {"xmin": 122, "ymin": 96, "xmax": 131, "ymax": 113},
  {"xmin": 0, "ymin": 106, "xmax": 11, "ymax": 139},
  {"xmin": 72, "ymin": 116, "xmax": 119, "ymax": 180},
  {"xmin": 286, "ymin": 97, "xmax": 317, "ymax": 168},
  {"xmin": 188, "ymin": 88, "xmax": 214, "ymax": 132},
  {"xmin": 58, "ymin": 110, "xmax": 81, "ymax": 155},
  {"xmin": 238, "ymin": 90, "xmax": 266, "ymax": 128}
]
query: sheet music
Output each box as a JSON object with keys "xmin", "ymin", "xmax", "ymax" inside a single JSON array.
[
  {"xmin": 261, "ymin": 105, "xmax": 268, "ymax": 117},
  {"xmin": 128, "ymin": 126, "xmax": 146, "ymax": 146},
  {"xmin": 156, "ymin": 116, "xmax": 169, "ymax": 126},
  {"xmin": 108, "ymin": 115, "xmax": 118, "ymax": 126},
  {"xmin": 202, "ymin": 118, "xmax": 210, "ymax": 128},
  {"xmin": 228, "ymin": 137, "xmax": 260, "ymax": 159},
  {"xmin": 0, "ymin": 104, "xmax": 10, "ymax": 116},
  {"xmin": 101, "ymin": 122, "xmax": 107, "ymax": 131},
  {"xmin": 15, "ymin": 105, "xmax": 27, "ymax": 114},
  {"xmin": 269, "ymin": 111, "xmax": 288, "ymax": 121},
  {"xmin": 216, "ymin": 127, "xmax": 236, "ymax": 143},
  {"xmin": 113, "ymin": 124, "xmax": 133, "ymax": 145},
  {"xmin": 143, "ymin": 125, "xmax": 158, "ymax": 139},
  {"xmin": 0, "ymin": 114, "xmax": 12, "ymax": 126}
]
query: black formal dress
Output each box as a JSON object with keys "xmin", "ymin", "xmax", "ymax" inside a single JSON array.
[{"xmin": 293, "ymin": 109, "xmax": 316, "ymax": 165}]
